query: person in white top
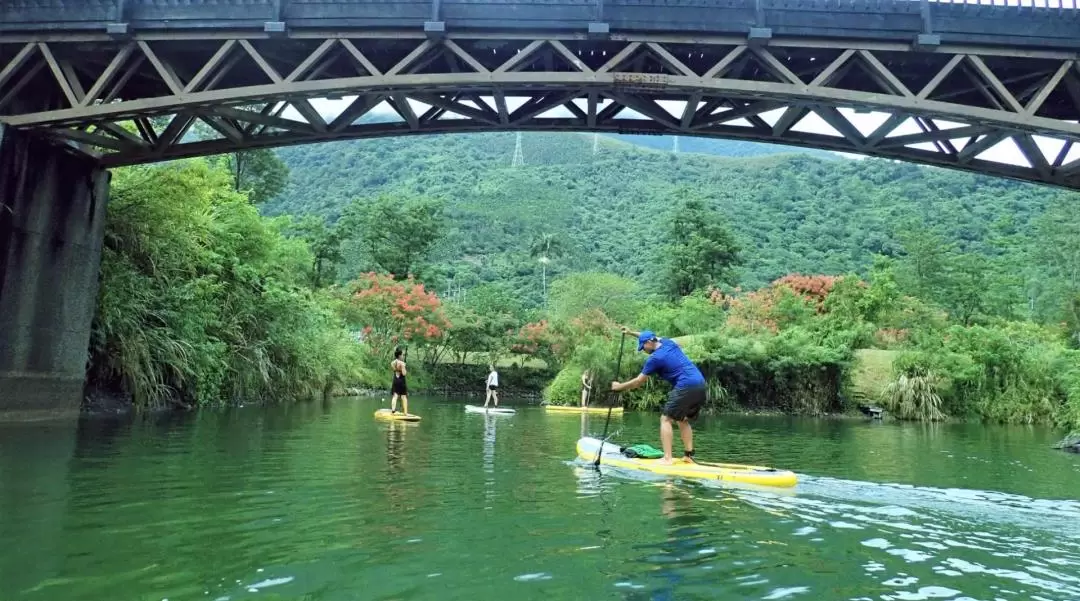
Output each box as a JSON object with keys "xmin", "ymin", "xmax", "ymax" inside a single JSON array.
[{"xmin": 484, "ymin": 364, "xmax": 499, "ymax": 408}]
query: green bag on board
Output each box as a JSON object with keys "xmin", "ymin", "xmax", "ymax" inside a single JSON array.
[{"xmin": 621, "ymin": 444, "xmax": 664, "ymax": 459}]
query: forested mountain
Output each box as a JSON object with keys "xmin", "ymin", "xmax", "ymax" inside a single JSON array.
[{"xmin": 264, "ymin": 131, "xmax": 1069, "ymax": 307}]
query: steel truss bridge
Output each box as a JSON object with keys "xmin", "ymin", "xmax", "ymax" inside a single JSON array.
[{"xmin": 2, "ymin": 0, "xmax": 1080, "ymax": 188}]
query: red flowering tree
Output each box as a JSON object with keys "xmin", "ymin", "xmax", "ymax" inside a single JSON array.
[
  {"xmin": 510, "ymin": 309, "xmax": 620, "ymax": 368},
  {"xmin": 553, "ymin": 308, "xmax": 619, "ymax": 363},
  {"xmin": 343, "ymin": 272, "xmax": 450, "ymax": 356},
  {"xmin": 510, "ymin": 320, "xmax": 559, "ymax": 365}
]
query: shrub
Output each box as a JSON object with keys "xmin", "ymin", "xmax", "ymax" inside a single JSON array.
[{"xmin": 88, "ymin": 160, "xmax": 362, "ymax": 410}]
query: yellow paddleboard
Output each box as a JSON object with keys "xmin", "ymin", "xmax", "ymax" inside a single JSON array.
[
  {"xmin": 544, "ymin": 405, "xmax": 624, "ymax": 414},
  {"xmin": 576, "ymin": 437, "xmax": 797, "ymax": 488},
  {"xmin": 374, "ymin": 409, "xmax": 421, "ymax": 422}
]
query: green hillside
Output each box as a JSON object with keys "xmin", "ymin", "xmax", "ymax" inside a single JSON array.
[
  {"xmin": 264, "ymin": 131, "xmax": 1064, "ymax": 307},
  {"xmin": 604, "ymin": 132, "xmax": 839, "ymax": 159}
]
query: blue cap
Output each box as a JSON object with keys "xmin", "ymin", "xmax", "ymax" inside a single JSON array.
[{"xmin": 638, "ymin": 330, "xmax": 657, "ymax": 351}]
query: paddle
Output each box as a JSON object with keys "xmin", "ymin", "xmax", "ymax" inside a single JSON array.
[{"xmin": 594, "ymin": 330, "xmax": 627, "ymax": 467}]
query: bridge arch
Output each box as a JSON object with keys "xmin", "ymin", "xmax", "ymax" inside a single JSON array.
[{"xmin": 1, "ymin": 3, "xmax": 1080, "ymax": 188}]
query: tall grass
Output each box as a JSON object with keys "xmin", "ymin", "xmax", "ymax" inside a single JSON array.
[
  {"xmin": 88, "ymin": 160, "xmax": 362, "ymax": 410},
  {"xmin": 880, "ymin": 369, "xmax": 946, "ymax": 422},
  {"xmin": 893, "ymin": 322, "xmax": 1080, "ymax": 428}
]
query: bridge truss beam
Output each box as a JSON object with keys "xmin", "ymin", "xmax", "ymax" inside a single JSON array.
[{"xmin": 2, "ymin": 32, "xmax": 1080, "ymax": 188}]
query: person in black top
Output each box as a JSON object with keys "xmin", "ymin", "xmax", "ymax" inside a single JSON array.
[{"xmin": 390, "ymin": 348, "xmax": 409, "ymax": 415}]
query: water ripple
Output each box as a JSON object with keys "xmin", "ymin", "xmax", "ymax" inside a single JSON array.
[{"xmin": 2, "ymin": 402, "xmax": 1079, "ymax": 601}]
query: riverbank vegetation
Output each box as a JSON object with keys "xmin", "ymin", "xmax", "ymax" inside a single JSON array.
[
  {"xmin": 87, "ymin": 131, "xmax": 1080, "ymax": 433},
  {"xmin": 88, "ymin": 159, "xmax": 362, "ymax": 410}
]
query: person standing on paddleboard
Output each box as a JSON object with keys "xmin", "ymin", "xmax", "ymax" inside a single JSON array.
[
  {"xmin": 580, "ymin": 369, "xmax": 594, "ymax": 407},
  {"xmin": 610, "ymin": 328, "xmax": 706, "ymax": 465},
  {"xmin": 484, "ymin": 364, "xmax": 499, "ymax": 408},
  {"xmin": 390, "ymin": 348, "xmax": 409, "ymax": 415}
]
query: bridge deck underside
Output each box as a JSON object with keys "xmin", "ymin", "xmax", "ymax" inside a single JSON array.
[
  {"xmin": 2, "ymin": 0, "xmax": 1079, "ymax": 50},
  {"xmin": 2, "ymin": 32, "xmax": 1080, "ymax": 188}
]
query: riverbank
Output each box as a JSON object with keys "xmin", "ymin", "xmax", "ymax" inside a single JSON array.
[
  {"xmin": 77, "ymin": 328, "xmax": 1079, "ymax": 449},
  {"xmin": 76, "ymin": 377, "xmax": 1080, "ymax": 452}
]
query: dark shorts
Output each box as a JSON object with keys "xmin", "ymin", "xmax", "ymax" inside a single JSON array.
[
  {"xmin": 488, "ymin": 385, "xmax": 498, "ymax": 391},
  {"xmin": 662, "ymin": 385, "xmax": 706, "ymax": 421},
  {"xmin": 391, "ymin": 376, "xmax": 407, "ymax": 396}
]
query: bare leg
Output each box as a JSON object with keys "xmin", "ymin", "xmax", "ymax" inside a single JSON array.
[
  {"xmin": 493, "ymin": 390, "xmax": 498, "ymax": 407},
  {"xmin": 660, "ymin": 415, "xmax": 675, "ymax": 465},
  {"xmin": 581, "ymin": 388, "xmax": 587, "ymax": 407},
  {"xmin": 391, "ymin": 393, "xmax": 398, "ymax": 413},
  {"xmin": 402, "ymin": 395, "xmax": 409, "ymax": 416},
  {"xmin": 678, "ymin": 420, "xmax": 694, "ymax": 462},
  {"xmin": 483, "ymin": 389, "xmax": 489, "ymax": 407}
]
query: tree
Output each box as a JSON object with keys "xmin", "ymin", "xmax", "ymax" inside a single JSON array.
[
  {"xmin": 894, "ymin": 226, "xmax": 953, "ymax": 299},
  {"xmin": 662, "ymin": 194, "xmax": 742, "ymax": 298},
  {"xmin": 342, "ymin": 272, "xmax": 451, "ymax": 357},
  {"xmin": 529, "ymin": 232, "xmax": 565, "ymax": 305},
  {"xmin": 548, "ymin": 272, "xmax": 641, "ymax": 325},
  {"xmin": 442, "ymin": 303, "xmax": 518, "ymax": 364},
  {"xmin": 354, "ymin": 195, "xmax": 445, "ymax": 280},
  {"xmin": 1033, "ymin": 196, "xmax": 1080, "ymax": 344},
  {"xmin": 937, "ymin": 253, "xmax": 1021, "ymax": 326},
  {"xmin": 291, "ymin": 215, "xmax": 351, "ymax": 288},
  {"xmin": 89, "ymin": 159, "xmax": 360, "ymax": 410},
  {"xmin": 464, "ymin": 282, "xmax": 525, "ymax": 320},
  {"xmin": 509, "ymin": 320, "xmax": 559, "ymax": 366},
  {"xmin": 227, "ymin": 149, "xmax": 289, "ymax": 203}
]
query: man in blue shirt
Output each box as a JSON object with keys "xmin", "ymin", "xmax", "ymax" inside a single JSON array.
[{"xmin": 611, "ymin": 328, "xmax": 707, "ymax": 465}]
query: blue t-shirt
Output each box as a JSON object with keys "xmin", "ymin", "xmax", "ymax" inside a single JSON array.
[{"xmin": 641, "ymin": 338, "xmax": 705, "ymax": 389}]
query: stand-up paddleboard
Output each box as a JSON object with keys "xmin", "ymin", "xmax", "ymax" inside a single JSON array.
[
  {"xmin": 544, "ymin": 405, "xmax": 624, "ymax": 414},
  {"xmin": 374, "ymin": 408, "xmax": 421, "ymax": 422},
  {"xmin": 576, "ymin": 437, "xmax": 797, "ymax": 488},
  {"xmin": 464, "ymin": 405, "xmax": 516, "ymax": 414}
]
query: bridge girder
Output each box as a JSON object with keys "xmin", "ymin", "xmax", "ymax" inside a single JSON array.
[{"xmin": 2, "ymin": 32, "xmax": 1080, "ymax": 188}]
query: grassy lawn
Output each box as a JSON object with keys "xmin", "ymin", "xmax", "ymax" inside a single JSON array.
[{"xmin": 851, "ymin": 349, "xmax": 898, "ymax": 399}]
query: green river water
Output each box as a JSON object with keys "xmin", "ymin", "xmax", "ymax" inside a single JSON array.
[{"xmin": 2, "ymin": 396, "xmax": 1079, "ymax": 601}]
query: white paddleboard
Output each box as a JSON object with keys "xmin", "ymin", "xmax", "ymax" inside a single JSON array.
[{"xmin": 464, "ymin": 405, "xmax": 515, "ymax": 414}]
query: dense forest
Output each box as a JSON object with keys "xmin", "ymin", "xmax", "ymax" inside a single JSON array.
[
  {"xmin": 264, "ymin": 132, "xmax": 1061, "ymax": 309},
  {"xmin": 83, "ymin": 126, "xmax": 1080, "ymax": 435}
]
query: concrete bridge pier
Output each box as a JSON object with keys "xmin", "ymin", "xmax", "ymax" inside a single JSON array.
[{"xmin": 0, "ymin": 126, "xmax": 110, "ymax": 421}]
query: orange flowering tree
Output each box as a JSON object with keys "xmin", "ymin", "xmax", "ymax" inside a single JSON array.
[
  {"xmin": 772, "ymin": 274, "xmax": 842, "ymax": 313},
  {"xmin": 725, "ymin": 288, "xmax": 781, "ymax": 335},
  {"xmin": 721, "ymin": 274, "xmax": 853, "ymax": 335},
  {"xmin": 342, "ymin": 272, "xmax": 451, "ymax": 357}
]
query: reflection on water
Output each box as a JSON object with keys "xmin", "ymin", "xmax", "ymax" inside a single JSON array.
[
  {"xmin": 484, "ymin": 413, "xmax": 496, "ymax": 508},
  {"xmin": 385, "ymin": 420, "xmax": 412, "ymax": 471},
  {"xmin": 1, "ymin": 398, "xmax": 1078, "ymax": 601}
]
